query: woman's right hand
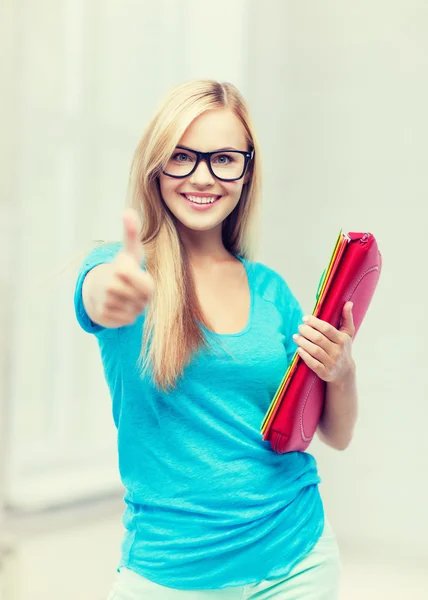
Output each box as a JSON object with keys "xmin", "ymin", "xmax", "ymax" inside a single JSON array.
[{"xmin": 83, "ymin": 208, "xmax": 155, "ymax": 328}]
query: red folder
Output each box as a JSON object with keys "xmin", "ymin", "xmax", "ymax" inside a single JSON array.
[{"xmin": 261, "ymin": 231, "xmax": 382, "ymax": 453}]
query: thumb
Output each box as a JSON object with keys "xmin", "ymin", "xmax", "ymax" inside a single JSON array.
[
  {"xmin": 339, "ymin": 301, "xmax": 355, "ymax": 339},
  {"xmin": 123, "ymin": 208, "xmax": 144, "ymax": 264}
]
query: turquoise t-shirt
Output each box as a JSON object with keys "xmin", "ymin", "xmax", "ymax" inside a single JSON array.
[{"xmin": 74, "ymin": 242, "xmax": 324, "ymax": 590}]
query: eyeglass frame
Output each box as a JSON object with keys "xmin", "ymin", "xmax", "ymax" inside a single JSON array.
[{"xmin": 162, "ymin": 145, "xmax": 254, "ymax": 182}]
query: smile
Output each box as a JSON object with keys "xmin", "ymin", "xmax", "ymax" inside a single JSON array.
[
  {"xmin": 180, "ymin": 193, "xmax": 223, "ymax": 212},
  {"xmin": 181, "ymin": 193, "xmax": 221, "ymax": 205}
]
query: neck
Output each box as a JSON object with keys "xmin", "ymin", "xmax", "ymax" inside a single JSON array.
[{"xmin": 177, "ymin": 223, "xmax": 232, "ymax": 267}]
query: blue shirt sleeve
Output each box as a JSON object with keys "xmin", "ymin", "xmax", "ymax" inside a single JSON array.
[{"xmin": 74, "ymin": 241, "xmax": 122, "ymax": 335}]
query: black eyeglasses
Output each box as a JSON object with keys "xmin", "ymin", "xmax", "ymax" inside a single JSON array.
[{"xmin": 162, "ymin": 145, "xmax": 254, "ymax": 182}]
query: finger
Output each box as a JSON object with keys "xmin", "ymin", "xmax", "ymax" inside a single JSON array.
[
  {"xmin": 301, "ymin": 315, "xmax": 342, "ymax": 344},
  {"xmin": 344, "ymin": 302, "xmax": 356, "ymax": 338},
  {"xmin": 103, "ymin": 298, "xmax": 144, "ymax": 320},
  {"xmin": 118, "ymin": 268, "xmax": 154, "ymax": 300},
  {"xmin": 108, "ymin": 280, "xmax": 138, "ymax": 303},
  {"xmin": 105, "ymin": 298, "xmax": 144, "ymax": 315},
  {"xmin": 296, "ymin": 346, "xmax": 326, "ymax": 378},
  {"xmin": 123, "ymin": 208, "xmax": 143, "ymax": 264},
  {"xmin": 293, "ymin": 333, "xmax": 333, "ymax": 368},
  {"xmin": 101, "ymin": 308, "xmax": 138, "ymax": 326},
  {"xmin": 297, "ymin": 324, "xmax": 336, "ymax": 354}
]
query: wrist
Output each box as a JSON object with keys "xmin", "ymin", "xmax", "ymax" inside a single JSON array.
[{"xmin": 329, "ymin": 360, "xmax": 356, "ymax": 390}]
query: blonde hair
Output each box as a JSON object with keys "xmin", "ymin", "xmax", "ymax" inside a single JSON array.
[{"xmin": 128, "ymin": 79, "xmax": 262, "ymax": 391}]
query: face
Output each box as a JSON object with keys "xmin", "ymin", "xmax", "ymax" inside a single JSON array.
[{"xmin": 158, "ymin": 108, "xmax": 251, "ymax": 237}]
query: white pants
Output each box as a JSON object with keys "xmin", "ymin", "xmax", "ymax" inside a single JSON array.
[{"xmin": 107, "ymin": 519, "xmax": 341, "ymax": 600}]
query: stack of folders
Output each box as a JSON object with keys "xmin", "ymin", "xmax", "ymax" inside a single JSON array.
[{"xmin": 261, "ymin": 229, "xmax": 382, "ymax": 453}]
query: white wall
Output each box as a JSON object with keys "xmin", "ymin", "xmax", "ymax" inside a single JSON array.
[
  {"xmin": 2, "ymin": 0, "xmax": 249, "ymax": 511},
  {"xmin": 246, "ymin": 0, "xmax": 428, "ymax": 560},
  {"xmin": 1, "ymin": 0, "xmax": 427, "ymax": 594}
]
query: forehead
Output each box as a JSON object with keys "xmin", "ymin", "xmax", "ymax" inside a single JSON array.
[{"xmin": 178, "ymin": 108, "xmax": 248, "ymax": 151}]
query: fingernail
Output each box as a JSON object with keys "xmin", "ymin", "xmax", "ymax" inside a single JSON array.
[{"xmin": 302, "ymin": 316, "xmax": 310, "ymax": 322}]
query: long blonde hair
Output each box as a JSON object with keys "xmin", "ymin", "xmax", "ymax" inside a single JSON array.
[{"xmin": 128, "ymin": 79, "xmax": 262, "ymax": 391}]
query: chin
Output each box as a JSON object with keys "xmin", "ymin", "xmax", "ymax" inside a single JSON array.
[{"xmin": 180, "ymin": 219, "xmax": 223, "ymax": 232}]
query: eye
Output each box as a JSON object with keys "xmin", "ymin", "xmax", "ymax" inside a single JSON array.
[
  {"xmin": 172, "ymin": 152, "xmax": 191, "ymax": 163},
  {"xmin": 212, "ymin": 154, "xmax": 235, "ymax": 165}
]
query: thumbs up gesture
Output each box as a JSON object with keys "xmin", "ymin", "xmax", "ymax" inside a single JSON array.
[{"xmin": 98, "ymin": 208, "xmax": 155, "ymax": 327}]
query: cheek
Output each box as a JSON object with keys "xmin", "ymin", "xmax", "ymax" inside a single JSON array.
[
  {"xmin": 223, "ymin": 181, "xmax": 244, "ymax": 202},
  {"xmin": 159, "ymin": 176, "xmax": 178, "ymax": 203}
]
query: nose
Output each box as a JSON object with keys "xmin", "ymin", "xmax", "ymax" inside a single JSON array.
[{"xmin": 189, "ymin": 158, "xmax": 215, "ymax": 187}]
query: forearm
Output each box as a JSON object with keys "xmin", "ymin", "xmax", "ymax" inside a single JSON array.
[
  {"xmin": 317, "ymin": 361, "xmax": 358, "ymax": 450},
  {"xmin": 82, "ymin": 263, "xmax": 116, "ymax": 327}
]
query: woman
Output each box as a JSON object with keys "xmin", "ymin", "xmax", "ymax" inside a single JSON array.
[{"xmin": 75, "ymin": 79, "xmax": 357, "ymax": 599}]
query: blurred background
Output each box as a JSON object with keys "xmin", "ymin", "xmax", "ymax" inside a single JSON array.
[{"xmin": 1, "ymin": 0, "xmax": 427, "ymax": 598}]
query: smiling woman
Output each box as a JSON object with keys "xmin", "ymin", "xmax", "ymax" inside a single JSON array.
[{"xmin": 74, "ymin": 79, "xmax": 341, "ymax": 599}]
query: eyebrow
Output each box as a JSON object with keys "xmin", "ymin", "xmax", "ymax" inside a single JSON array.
[{"xmin": 177, "ymin": 145, "xmax": 239, "ymax": 153}]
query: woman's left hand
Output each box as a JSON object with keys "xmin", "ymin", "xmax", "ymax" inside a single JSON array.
[{"xmin": 292, "ymin": 302, "xmax": 356, "ymax": 384}]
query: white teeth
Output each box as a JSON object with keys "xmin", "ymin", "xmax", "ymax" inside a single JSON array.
[{"xmin": 185, "ymin": 194, "xmax": 218, "ymax": 204}]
